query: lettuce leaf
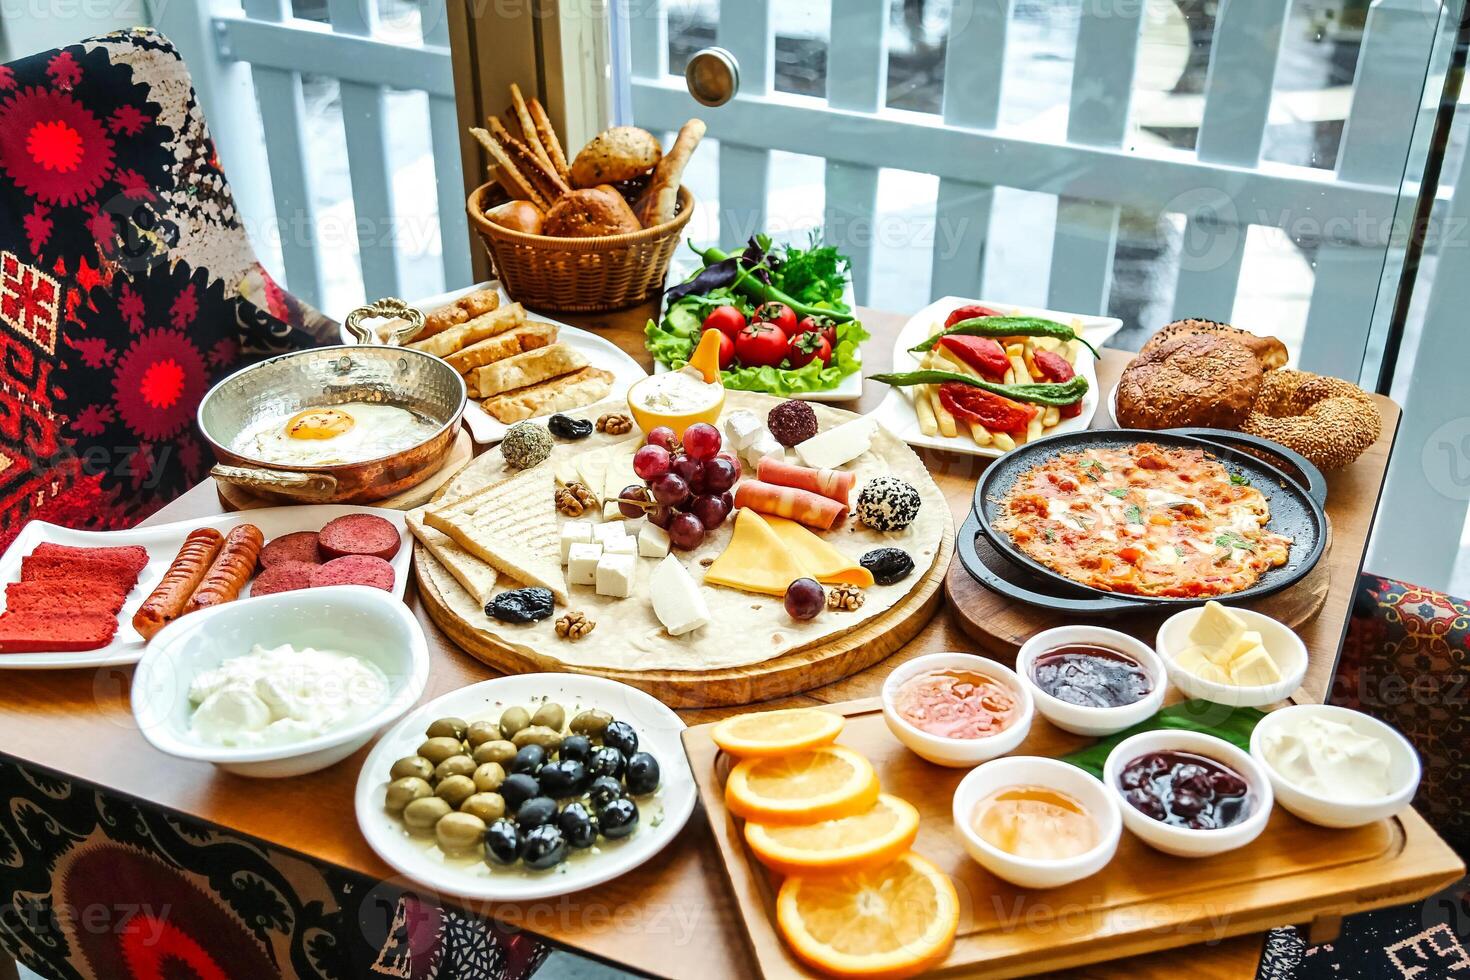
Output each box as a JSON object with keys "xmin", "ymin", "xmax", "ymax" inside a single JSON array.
[{"xmin": 1058, "ymin": 700, "xmax": 1267, "ymax": 780}]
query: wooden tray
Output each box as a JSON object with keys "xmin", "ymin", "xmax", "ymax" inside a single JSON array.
[
  {"xmin": 683, "ymin": 698, "xmax": 1463, "ymax": 979},
  {"xmin": 416, "ymin": 528, "xmax": 952, "ymax": 709}
]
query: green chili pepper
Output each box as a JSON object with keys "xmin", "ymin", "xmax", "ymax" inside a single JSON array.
[
  {"xmin": 695, "ymin": 245, "xmax": 855, "ymax": 322},
  {"xmin": 869, "ymin": 369, "xmax": 1089, "ymax": 407},
  {"xmin": 909, "ymin": 316, "xmax": 1101, "ymax": 359}
]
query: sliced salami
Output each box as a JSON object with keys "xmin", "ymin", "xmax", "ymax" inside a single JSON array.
[
  {"xmin": 259, "ymin": 531, "xmax": 323, "ymax": 568},
  {"xmin": 311, "ymin": 554, "xmax": 395, "ymax": 592},
  {"xmin": 249, "ymin": 560, "xmax": 317, "ymax": 596},
  {"xmin": 317, "ymin": 514, "xmax": 402, "ymax": 562}
]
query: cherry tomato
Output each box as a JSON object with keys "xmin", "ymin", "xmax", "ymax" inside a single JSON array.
[
  {"xmin": 735, "ymin": 321, "xmax": 788, "ymax": 368},
  {"xmin": 702, "ymin": 304, "xmax": 747, "ymax": 339},
  {"xmin": 786, "ymin": 330, "xmax": 832, "ymax": 369},
  {"xmin": 702, "ymin": 328, "xmax": 735, "ymax": 369},
  {"xmin": 944, "ymin": 304, "xmax": 1003, "ymax": 329},
  {"xmin": 754, "ymin": 302, "xmax": 798, "ymax": 338},
  {"xmin": 797, "ymin": 314, "xmax": 836, "ymax": 349}
]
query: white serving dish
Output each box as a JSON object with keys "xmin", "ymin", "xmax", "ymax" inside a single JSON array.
[
  {"xmin": 0, "ymin": 505, "xmax": 412, "ymax": 669},
  {"xmin": 952, "ymin": 756, "xmax": 1122, "ymax": 888},
  {"xmin": 1249, "ymin": 704, "xmax": 1421, "ymax": 828},
  {"xmin": 1104, "ymin": 729, "xmax": 1273, "ymax": 858},
  {"xmin": 1015, "ymin": 626, "xmax": 1167, "ymax": 737},
  {"xmin": 355, "ymin": 673, "xmax": 696, "ymax": 902},
  {"xmin": 870, "ymin": 296, "xmax": 1123, "ymax": 458},
  {"xmin": 881, "ymin": 652, "xmax": 1033, "ymax": 767},
  {"xmin": 340, "ymin": 281, "xmax": 648, "ymax": 444},
  {"xmin": 1155, "ymin": 606, "xmax": 1308, "ymax": 707},
  {"xmin": 132, "ymin": 586, "xmax": 429, "ymax": 778}
]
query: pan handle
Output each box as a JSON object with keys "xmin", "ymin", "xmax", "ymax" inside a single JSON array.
[
  {"xmin": 1169, "ymin": 428, "xmax": 1328, "ymax": 508},
  {"xmin": 343, "ymin": 297, "xmax": 426, "ymax": 348},
  {"xmin": 210, "ymin": 465, "xmax": 338, "ymax": 502},
  {"xmin": 955, "ymin": 512, "xmax": 1141, "ymax": 615}
]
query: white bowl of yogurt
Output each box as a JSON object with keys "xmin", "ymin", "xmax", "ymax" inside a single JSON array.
[
  {"xmin": 1249, "ymin": 704, "xmax": 1420, "ymax": 828},
  {"xmin": 132, "ymin": 586, "xmax": 429, "ymax": 778}
]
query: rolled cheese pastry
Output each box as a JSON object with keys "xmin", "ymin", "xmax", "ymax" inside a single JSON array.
[
  {"xmin": 756, "ymin": 457, "xmax": 856, "ymax": 507},
  {"xmin": 734, "ymin": 480, "xmax": 847, "ymax": 530}
]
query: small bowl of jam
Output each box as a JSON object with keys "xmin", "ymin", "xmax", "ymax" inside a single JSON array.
[
  {"xmin": 1017, "ymin": 626, "xmax": 1166, "ymax": 736},
  {"xmin": 1103, "ymin": 729, "xmax": 1273, "ymax": 858},
  {"xmin": 952, "ymin": 756, "xmax": 1122, "ymax": 888},
  {"xmin": 881, "ymin": 653, "xmax": 1033, "ymax": 767}
]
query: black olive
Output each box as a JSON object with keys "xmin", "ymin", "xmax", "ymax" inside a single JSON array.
[
  {"xmin": 588, "ymin": 746, "xmax": 626, "ymax": 779},
  {"xmin": 518, "ymin": 823, "xmax": 570, "ymax": 870},
  {"xmin": 499, "ymin": 772, "xmax": 540, "ymax": 810},
  {"xmin": 511, "ymin": 744, "xmax": 546, "ymax": 775},
  {"xmin": 486, "ymin": 587, "xmax": 555, "ymax": 623},
  {"xmin": 548, "ymin": 414, "xmax": 593, "ymax": 440},
  {"xmin": 624, "ymin": 752, "xmax": 661, "ymax": 795},
  {"xmin": 516, "ymin": 796, "xmax": 558, "ymax": 829},
  {"xmin": 860, "ymin": 547, "xmax": 915, "ymax": 586},
  {"xmin": 484, "ymin": 819, "xmax": 520, "ymax": 865},
  {"xmin": 602, "ymin": 720, "xmax": 639, "ymax": 757},
  {"xmin": 558, "ymin": 802, "xmax": 597, "ymax": 848},
  {"xmin": 587, "ymin": 775, "xmax": 624, "ymax": 808},
  {"xmin": 596, "ymin": 797, "xmax": 639, "ymax": 839},
  {"xmin": 538, "ymin": 759, "xmax": 589, "ymax": 799},
  {"xmin": 558, "ymin": 735, "xmax": 592, "ymax": 764}
]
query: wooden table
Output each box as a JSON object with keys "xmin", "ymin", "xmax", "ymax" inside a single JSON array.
[{"xmin": 0, "ymin": 303, "xmax": 1416, "ymax": 979}]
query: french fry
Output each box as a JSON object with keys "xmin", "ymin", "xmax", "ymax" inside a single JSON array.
[
  {"xmin": 1026, "ymin": 415, "xmax": 1044, "ymax": 443},
  {"xmin": 1043, "ymin": 405, "xmax": 1060, "ymax": 427},
  {"xmin": 914, "ymin": 385, "xmax": 939, "ymax": 436},
  {"xmin": 1023, "ymin": 344, "xmax": 1041, "ymax": 380},
  {"xmin": 934, "ymin": 346, "xmax": 980, "ymax": 378},
  {"xmin": 993, "ymin": 431, "xmax": 1016, "ymax": 452},
  {"xmin": 969, "ymin": 422, "xmax": 992, "ymax": 446},
  {"xmin": 930, "ymin": 387, "xmax": 957, "ymax": 438},
  {"xmin": 1008, "ymin": 352, "xmax": 1028, "ymax": 382},
  {"xmin": 1003, "ymin": 367, "xmax": 1015, "ymax": 384}
]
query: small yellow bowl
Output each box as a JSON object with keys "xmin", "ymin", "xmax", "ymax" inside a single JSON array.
[{"xmin": 626, "ymin": 380, "xmax": 726, "ymax": 439}]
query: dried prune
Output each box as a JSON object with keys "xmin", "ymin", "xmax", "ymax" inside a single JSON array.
[
  {"xmin": 487, "ymin": 587, "xmax": 554, "ymax": 623},
  {"xmin": 860, "ymin": 547, "xmax": 915, "ymax": 586},
  {"xmin": 548, "ymin": 414, "xmax": 593, "ymax": 439}
]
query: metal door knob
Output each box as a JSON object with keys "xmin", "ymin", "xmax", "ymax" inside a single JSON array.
[{"xmin": 686, "ymin": 46, "xmax": 740, "ymax": 107}]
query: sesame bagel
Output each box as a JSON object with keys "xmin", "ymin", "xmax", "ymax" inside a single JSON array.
[{"xmin": 1240, "ymin": 370, "xmax": 1381, "ymax": 469}]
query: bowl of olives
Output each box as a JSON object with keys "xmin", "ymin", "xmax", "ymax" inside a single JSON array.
[{"xmin": 355, "ymin": 674, "xmax": 696, "ymax": 901}]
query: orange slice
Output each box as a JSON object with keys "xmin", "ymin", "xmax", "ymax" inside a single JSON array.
[
  {"xmin": 777, "ymin": 853, "xmax": 960, "ymax": 979},
  {"xmin": 725, "ymin": 745, "xmax": 879, "ymax": 824},
  {"xmin": 746, "ymin": 794, "xmax": 920, "ymax": 877},
  {"xmin": 711, "ymin": 708, "xmax": 844, "ymax": 758}
]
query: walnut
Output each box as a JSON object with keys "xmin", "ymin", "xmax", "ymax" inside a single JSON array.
[
  {"xmin": 596, "ymin": 412, "xmax": 632, "ymax": 434},
  {"xmin": 555, "ymin": 611, "xmax": 595, "ymax": 640},
  {"xmin": 827, "ymin": 583, "xmax": 865, "ymax": 612},
  {"xmin": 555, "ymin": 482, "xmax": 596, "ymax": 516}
]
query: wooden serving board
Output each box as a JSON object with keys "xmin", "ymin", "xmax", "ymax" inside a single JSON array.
[
  {"xmin": 684, "ymin": 699, "xmax": 1463, "ymax": 979},
  {"xmin": 416, "ymin": 528, "xmax": 952, "ymax": 709}
]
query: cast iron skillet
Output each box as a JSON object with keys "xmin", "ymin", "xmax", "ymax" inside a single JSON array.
[{"xmin": 967, "ymin": 428, "xmax": 1327, "ymax": 608}]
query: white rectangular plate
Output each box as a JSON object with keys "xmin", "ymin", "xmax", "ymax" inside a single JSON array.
[
  {"xmin": 340, "ymin": 282, "xmax": 649, "ymax": 445},
  {"xmin": 870, "ymin": 296, "xmax": 1123, "ymax": 458},
  {"xmin": 0, "ymin": 505, "xmax": 411, "ymax": 669}
]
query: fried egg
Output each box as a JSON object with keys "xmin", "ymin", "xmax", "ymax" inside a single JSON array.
[{"xmin": 234, "ymin": 403, "xmax": 438, "ymax": 466}]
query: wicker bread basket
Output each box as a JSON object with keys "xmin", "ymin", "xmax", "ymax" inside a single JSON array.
[{"xmin": 466, "ymin": 182, "xmax": 696, "ymax": 313}]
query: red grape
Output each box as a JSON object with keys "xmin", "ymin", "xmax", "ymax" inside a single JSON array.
[
  {"xmin": 719, "ymin": 491, "xmax": 734, "ymax": 512},
  {"xmin": 647, "ymin": 505, "xmax": 673, "ymax": 528},
  {"xmin": 650, "ymin": 473, "xmax": 690, "ymax": 506},
  {"xmin": 633, "ymin": 445, "xmax": 672, "ymax": 480},
  {"xmin": 647, "ymin": 426, "xmax": 678, "ymax": 451},
  {"xmin": 691, "ymin": 494, "xmax": 728, "ymax": 528},
  {"xmin": 667, "ymin": 513, "xmax": 706, "ymax": 550},
  {"xmin": 702, "ymin": 456, "xmax": 739, "ymax": 494},
  {"xmin": 784, "ymin": 578, "xmax": 825, "ymax": 620},
  {"xmin": 716, "ymin": 451, "xmax": 743, "ymax": 480},
  {"xmin": 683, "ymin": 422, "xmax": 722, "ymax": 460},
  {"xmin": 671, "ymin": 455, "xmax": 703, "ymax": 487},
  {"xmin": 618, "ymin": 485, "xmax": 650, "ymax": 519}
]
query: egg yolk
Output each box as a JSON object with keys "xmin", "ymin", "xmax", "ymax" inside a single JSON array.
[{"xmin": 285, "ymin": 407, "xmax": 356, "ymax": 441}]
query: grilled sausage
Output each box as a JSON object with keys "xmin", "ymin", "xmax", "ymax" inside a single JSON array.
[
  {"xmin": 184, "ymin": 524, "xmax": 264, "ymax": 613},
  {"xmin": 132, "ymin": 528, "xmax": 224, "ymax": 640}
]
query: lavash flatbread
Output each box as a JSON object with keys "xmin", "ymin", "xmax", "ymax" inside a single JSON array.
[{"xmin": 412, "ymin": 393, "xmax": 950, "ymax": 673}]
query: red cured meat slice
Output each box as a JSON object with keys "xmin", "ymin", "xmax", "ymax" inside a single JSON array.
[
  {"xmin": 317, "ymin": 515, "xmax": 402, "ymax": 562},
  {"xmin": 0, "ymin": 611, "xmax": 120, "ymax": 653},
  {"xmin": 311, "ymin": 554, "xmax": 395, "ymax": 591},
  {"xmin": 5, "ymin": 581, "xmax": 130, "ymax": 616},
  {"xmin": 249, "ymin": 560, "xmax": 317, "ymax": 596},
  {"xmin": 259, "ymin": 531, "xmax": 323, "ymax": 568},
  {"xmin": 28, "ymin": 543, "xmax": 149, "ymax": 574}
]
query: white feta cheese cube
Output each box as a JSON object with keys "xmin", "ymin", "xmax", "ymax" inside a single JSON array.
[
  {"xmin": 741, "ymin": 431, "xmax": 785, "ymax": 470},
  {"xmin": 592, "ymin": 521, "xmax": 628, "ymax": 543},
  {"xmin": 604, "ymin": 535, "xmax": 638, "ymax": 556},
  {"xmin": 567, "ymin": 542, "xmax": 602, "ymax": 586},
  {"xmin": 559, "ymin": 522, "xmax": 594, "ymax": 564},
  {"xmin": 723, "ymin": 409, "xmax": 764, "ymax": 451},
  {"xmin": 637, "ymin": 523, "xmax": 671, "ymax": 559},
  {"xmin": 595, "ymin": 552, "xmax": 636, "ymax": 598}
]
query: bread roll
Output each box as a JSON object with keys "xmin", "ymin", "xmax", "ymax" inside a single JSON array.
[
  {"xmin": 542, "ymin": 186, "xmax": 641, "ymax": 238},
  {"xmin": 570, "ymin": 127, "xmax": 663, "ymax": 188},
  {"xmin": 489, "ymin": 200, "xmax": 544, "ymax": 235}
]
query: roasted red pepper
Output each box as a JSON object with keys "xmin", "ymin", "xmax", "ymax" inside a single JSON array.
[
  {"xmin": 944, "ymin": 304, "xmax": 1003, "ymax": 329},
  {"xmin": 937, "ymin": 335, "xmax": 1009, "ymax": 380},
  {"xmin": 1031, "ymin": 349, "xmax": 1084, "ymax": 417},
  {"xmin": 938, "ymin": 382, "xmax": 1036, "ymax": 434}
]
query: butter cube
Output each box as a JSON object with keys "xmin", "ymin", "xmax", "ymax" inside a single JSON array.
[
  {"xmin": 559, "ymin": 522, "xmax": 594, "ymax": 564},
  {"xmin": 1228, "ymin": 643, "xmax": 1282, "ymax": 687},
  {"xmin": 567, "ymin": 542, "xmax": 602, "ymax": 587},
  {"xmin": 595, "ymin": 552, "xmax": 636, "ymax": 598},
  {"xmin": 1188, "ymin": 601, "xmax": 1247, "ymax": 653},
  {"xmin": 1226, "ymin": 630, "xmax": 1265, "ymax": 661},
  {"xmin": 604, "ymin": 535, "xmax": 638, "ymax": 556},
  {"xmin": 1175, "ymin": 645, "xmax": 1232, "ymax": 685},
  {"xmin": 638, "ymin": 523, "xmax": 671, "ymax": 559}
]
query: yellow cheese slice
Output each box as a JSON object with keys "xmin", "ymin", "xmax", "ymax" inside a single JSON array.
[
  {"xmin": 762, "ymin": 515, "xmax": 874, "ymax": 588},
  {"xmin": 704, "ymin": 509, "xmax": 815, "ymax": 597}
]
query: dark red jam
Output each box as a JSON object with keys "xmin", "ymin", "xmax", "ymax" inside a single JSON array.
[
  {"xmin": 1118, "ymin": 750, "xmax": 1251, "ymax": 830},
  {"xmin": 1032, "ymin": 644, "xmax": 1152, "ymax": 708}
]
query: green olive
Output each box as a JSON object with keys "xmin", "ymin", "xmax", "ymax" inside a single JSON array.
[
  {"xmin": 402, "ymin": 796, "xmax": 452, "ymax": 830},
  {"xmin": 498, "ymin": 706, "xmax": 531, "ymax": 740},
  {"xmin": 466, "ymin": 720, "xmax": 500, "ymax": 747},
  {"xmin": 473, "ymin": 762, "xmax": 506, "ymax": 793},
  {"xmin": 417, "ymin": 736, "xmax": 464, "ymax": 765},
  {"xmin": 472, "ymin": 740, "xmax": 517, "ymax": 766},
  {"xmin": 435, "ymin": 811, "xmax": 487, "ymax": 853},
  {"xmin": 460, "ymin": 792, "xmax": 506, "ymax": 823},
  {"xmin": 435, "ymin": 774, "xmax": 476, "ymax": 807},
  {"xmin": 569, "ymin": 709, "xmax": 613, "ymax": 737},
  {"xmin": 434, "ymin": 755, "xmax": 476, "ymax": 781},
  {"xmin": 512, "ymin": 725, "xmax": 563, "ymax": 750},
  {"xmin": 389, "ymin": 756, "xmax": 434, "ymax": 781},
  {"xmin": 425, "ymin": 716, "xmax": 468, "ymax": 740},
  {"xmin": 531, "ymin": 702, "xmax": 566, "ymax": 732},
  {"xmin": 385, "ymin": 776, "xmax": 432, "ymax": 813}
]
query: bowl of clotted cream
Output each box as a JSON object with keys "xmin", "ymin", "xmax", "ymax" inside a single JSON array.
[{"xmin": 132, "ymin": 586, "xmax": 429, "ymax": 778}]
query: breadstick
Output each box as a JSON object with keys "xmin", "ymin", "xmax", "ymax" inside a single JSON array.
[
  {"xmin": 509, "ymin": 83, "xmax": 555, "ymax": 174},
  {"xmin": 133, "ymin": 528, "xmax": 224, "ymax": 640},
  {"xmin": 527, "ymin": 97, "xmax": 570, "ymax": 183},
  {"xmin": 185, "ymin": 524, "xmax": 264, "ymax": 613},
  {"xmin": 500, "ymin": 132, "xmax": 569, "ymax": 204},
  {"xmin": 470, "ymin": 127, "xmax": 546, "ymax": 209}
]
